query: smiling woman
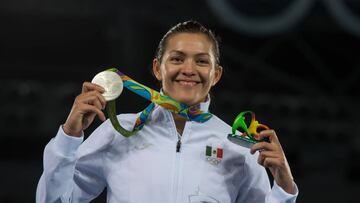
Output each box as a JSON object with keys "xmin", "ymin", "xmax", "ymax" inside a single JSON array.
[
  {"xmin": 153, "ymin": 21, "xmax": 222, "ymax": 106},
  {"xmin": 153, "ymin": 32, "xmax": 223, "ymax": 106},
  {"xmin": 36, "ymin": 20, "xmax": 298, "ymax": 203}
]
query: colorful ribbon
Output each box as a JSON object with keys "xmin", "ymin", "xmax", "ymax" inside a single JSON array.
[{"xmin": 105, "ymin": 68, "xmax": 213, "ymax": 137}]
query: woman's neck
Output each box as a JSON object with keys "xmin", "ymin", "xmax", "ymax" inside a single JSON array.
[{"xmin": 172, "ymin": 113, "xmax": 187, "ymax": 135}]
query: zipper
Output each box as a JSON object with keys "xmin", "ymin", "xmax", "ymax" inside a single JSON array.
[
  {"xmin": 176, "ymin": 135, "xmax": 182, "ymax": 153},
  {"xmin": 173, "ymin": 130, "xmax": 184, "ymax": 202},
  {"xmin": 173, "ymin": 151, "xmax": 181, "ymax": 203},
  {"xmin": 168, "ymin": 111, "xmax": 188, "ymax": 203},
  {"xmin": 174, "ymin": 131, "xmax": 185, "ymax": 202}
]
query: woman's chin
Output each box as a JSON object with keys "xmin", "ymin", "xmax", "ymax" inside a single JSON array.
[{"xmin": 164, "ymin": 91, "xmax": 203, "ymax": 105}]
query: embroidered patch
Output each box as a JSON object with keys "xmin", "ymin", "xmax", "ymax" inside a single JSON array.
[
  {"xmin": 134, "ymin": 143, "xmax": 152, "ymax": 150},
  {"xmin": 205, "ymin": 145, "xmax": 223, "ymax": 165},
  {"xmin": 189, "ymin": 187, "xmax": 220, "ymax": 203}
]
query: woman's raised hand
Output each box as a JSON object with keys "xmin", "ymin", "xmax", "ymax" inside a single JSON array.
[{"xmin": 62, "ymin": 82, "xmax": 107, "ymax": 137}]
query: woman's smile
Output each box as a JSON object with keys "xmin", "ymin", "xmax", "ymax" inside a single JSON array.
[{"xmin": 175, "ymin": 79, "xmax": 200, "ymax": 87}]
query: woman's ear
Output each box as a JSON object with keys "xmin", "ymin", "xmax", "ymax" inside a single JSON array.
[
  {"xmin": 152, "ymin": 58, "xmax": 162, "ymax": 81},
  {"xmin": 212, "ymin": 65, "xmax": 223, "ymax": 86}
]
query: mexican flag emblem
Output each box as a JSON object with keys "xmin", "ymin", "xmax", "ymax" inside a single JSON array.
[{"xmin": 205, "ymin": 145, "xmax": 223, "ymax": 165}]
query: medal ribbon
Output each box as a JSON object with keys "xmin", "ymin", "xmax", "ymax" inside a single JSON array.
[{"xmin": 105, "ymin": 68, "xmax": 212, "ymax": 137}]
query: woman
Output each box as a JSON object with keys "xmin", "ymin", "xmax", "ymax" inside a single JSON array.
[{"xmin": 36, "ymin": 20, "xmax": 298, "ymax": 203}]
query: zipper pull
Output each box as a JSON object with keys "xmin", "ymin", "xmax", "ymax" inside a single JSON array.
[{"xmin": 176, "ymin": 139, "xmax": 182, "ymax": 153}]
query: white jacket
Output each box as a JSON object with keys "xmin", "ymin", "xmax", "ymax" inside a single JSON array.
[{"xmin": 36, "ymin": 99, "xmax": 298, "ymax": 203}]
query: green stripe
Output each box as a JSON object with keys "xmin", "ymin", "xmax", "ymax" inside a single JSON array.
[{"xmin": 206, "ymin": 146, "xmax": 212, "ymax": 156}]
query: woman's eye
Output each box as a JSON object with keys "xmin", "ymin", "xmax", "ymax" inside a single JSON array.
[
  {"xmin": 197, "ymin": 59, "xmax": 209, "ymax": 65},
  {"xmin": 170, "ymin": 57, "xmax": 183, "ymax": 63}
]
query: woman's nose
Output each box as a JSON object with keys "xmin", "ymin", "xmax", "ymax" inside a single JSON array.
[{"xmin": 180, "ymin": 59, "xmax": 196, "ymax": 75}]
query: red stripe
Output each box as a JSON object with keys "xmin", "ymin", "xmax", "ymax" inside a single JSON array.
[{"xmin": 217, "ymin": 148, "xmax": 223, "ymax": 158}]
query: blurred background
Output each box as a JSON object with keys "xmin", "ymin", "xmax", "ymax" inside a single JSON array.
[{"xmin": 1, "ymin": 0, "xmax": 359, "ymax": 202}]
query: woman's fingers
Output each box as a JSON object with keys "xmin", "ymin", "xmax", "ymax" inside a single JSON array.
[
  {"xmin": 75, "ymin": 91, "xmax": 106, "ymax": 122},
  {"xmin": 257, "ymin": 150, "xmax": 279, "ymax": 166},
  {"xmin": 82, "ymin": 82, "xmax": 105, "ymax": 94},
  {"xmin": 78, "ymin": 103, "xmax": 106, "ymax": 122},
  {"xmin": 258, "ymin": 130, "xmax": 280, "ymax": 143},
  {"xmin": 250, "ymin": 141, "xmax": 276, "ymax": 154},
  {"xmin": 250, "ymin": 130, "xmax": 282, "ymax": 153},
  {"xmin": 251, "ymin": 130, "xmax": 284, "ymax": 167},
  {"xmin": 77, "ymin": 90, "xmax": 106, "ymax": 109},
  {"xmin": 77, "ymin": 93, "xmax": 106, "ymax": 110}
]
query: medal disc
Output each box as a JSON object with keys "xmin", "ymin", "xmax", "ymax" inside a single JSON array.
[{"xmin": 91, "ymin": 70, "xmax": 123, "ymax": 101}]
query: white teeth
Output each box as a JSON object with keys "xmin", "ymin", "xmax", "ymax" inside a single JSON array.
[{"xmin": 178, "ymin": 81, "xmax": 197, "ymax": 87}]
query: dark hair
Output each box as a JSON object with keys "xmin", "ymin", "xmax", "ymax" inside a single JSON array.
[{"xmin": 155, "ymin": 20, "xmax": 220, "ymax": 65}]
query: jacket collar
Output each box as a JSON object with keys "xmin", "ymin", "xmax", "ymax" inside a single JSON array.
[{"xmin": 150, "ymin": 93, "xmax": 211, "ymax": 123}]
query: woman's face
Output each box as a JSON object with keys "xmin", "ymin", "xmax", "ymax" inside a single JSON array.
[{"xmin": 153, "ymin": 33, "xmax": 222, "ymax": 106}]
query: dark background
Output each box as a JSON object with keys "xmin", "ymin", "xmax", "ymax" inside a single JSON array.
[{"xmin": 1, "ymin": 0, "xmax": 360, "ymax": 202}]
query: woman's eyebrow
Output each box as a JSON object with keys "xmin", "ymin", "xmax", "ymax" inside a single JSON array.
[
  {"xmin": 170, "ymin": 50, "xmax": 210, "ymax": 56},
  {"xmin": 169, "ymin": 50, "xmax": 185, "ymax": 55},
  {"xmin": 195, "ymin": 53, "xmax": 210, "ymax": 57}
]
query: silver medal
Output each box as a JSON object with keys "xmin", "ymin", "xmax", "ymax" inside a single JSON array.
[{"xmin": 91, "ymin": 70, "xmax": 123, "ymax": 101}]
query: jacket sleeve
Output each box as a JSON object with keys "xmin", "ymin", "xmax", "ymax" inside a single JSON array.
[
  {"xmin": 235, "ymin": 152, "xmax": 298, "ymax": 203},
  {"xmin": 265, "ymin": 181, "xmax": 298, "ymax": 203},
  {"xmin": 36, "ymin": 123, "xmax": 112, "ymax": 203}
]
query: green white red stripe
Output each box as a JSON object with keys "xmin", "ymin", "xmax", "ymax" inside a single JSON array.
[{"xmin": 206, "ymin": 146, "xmax": 223, "ymax": 159}]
